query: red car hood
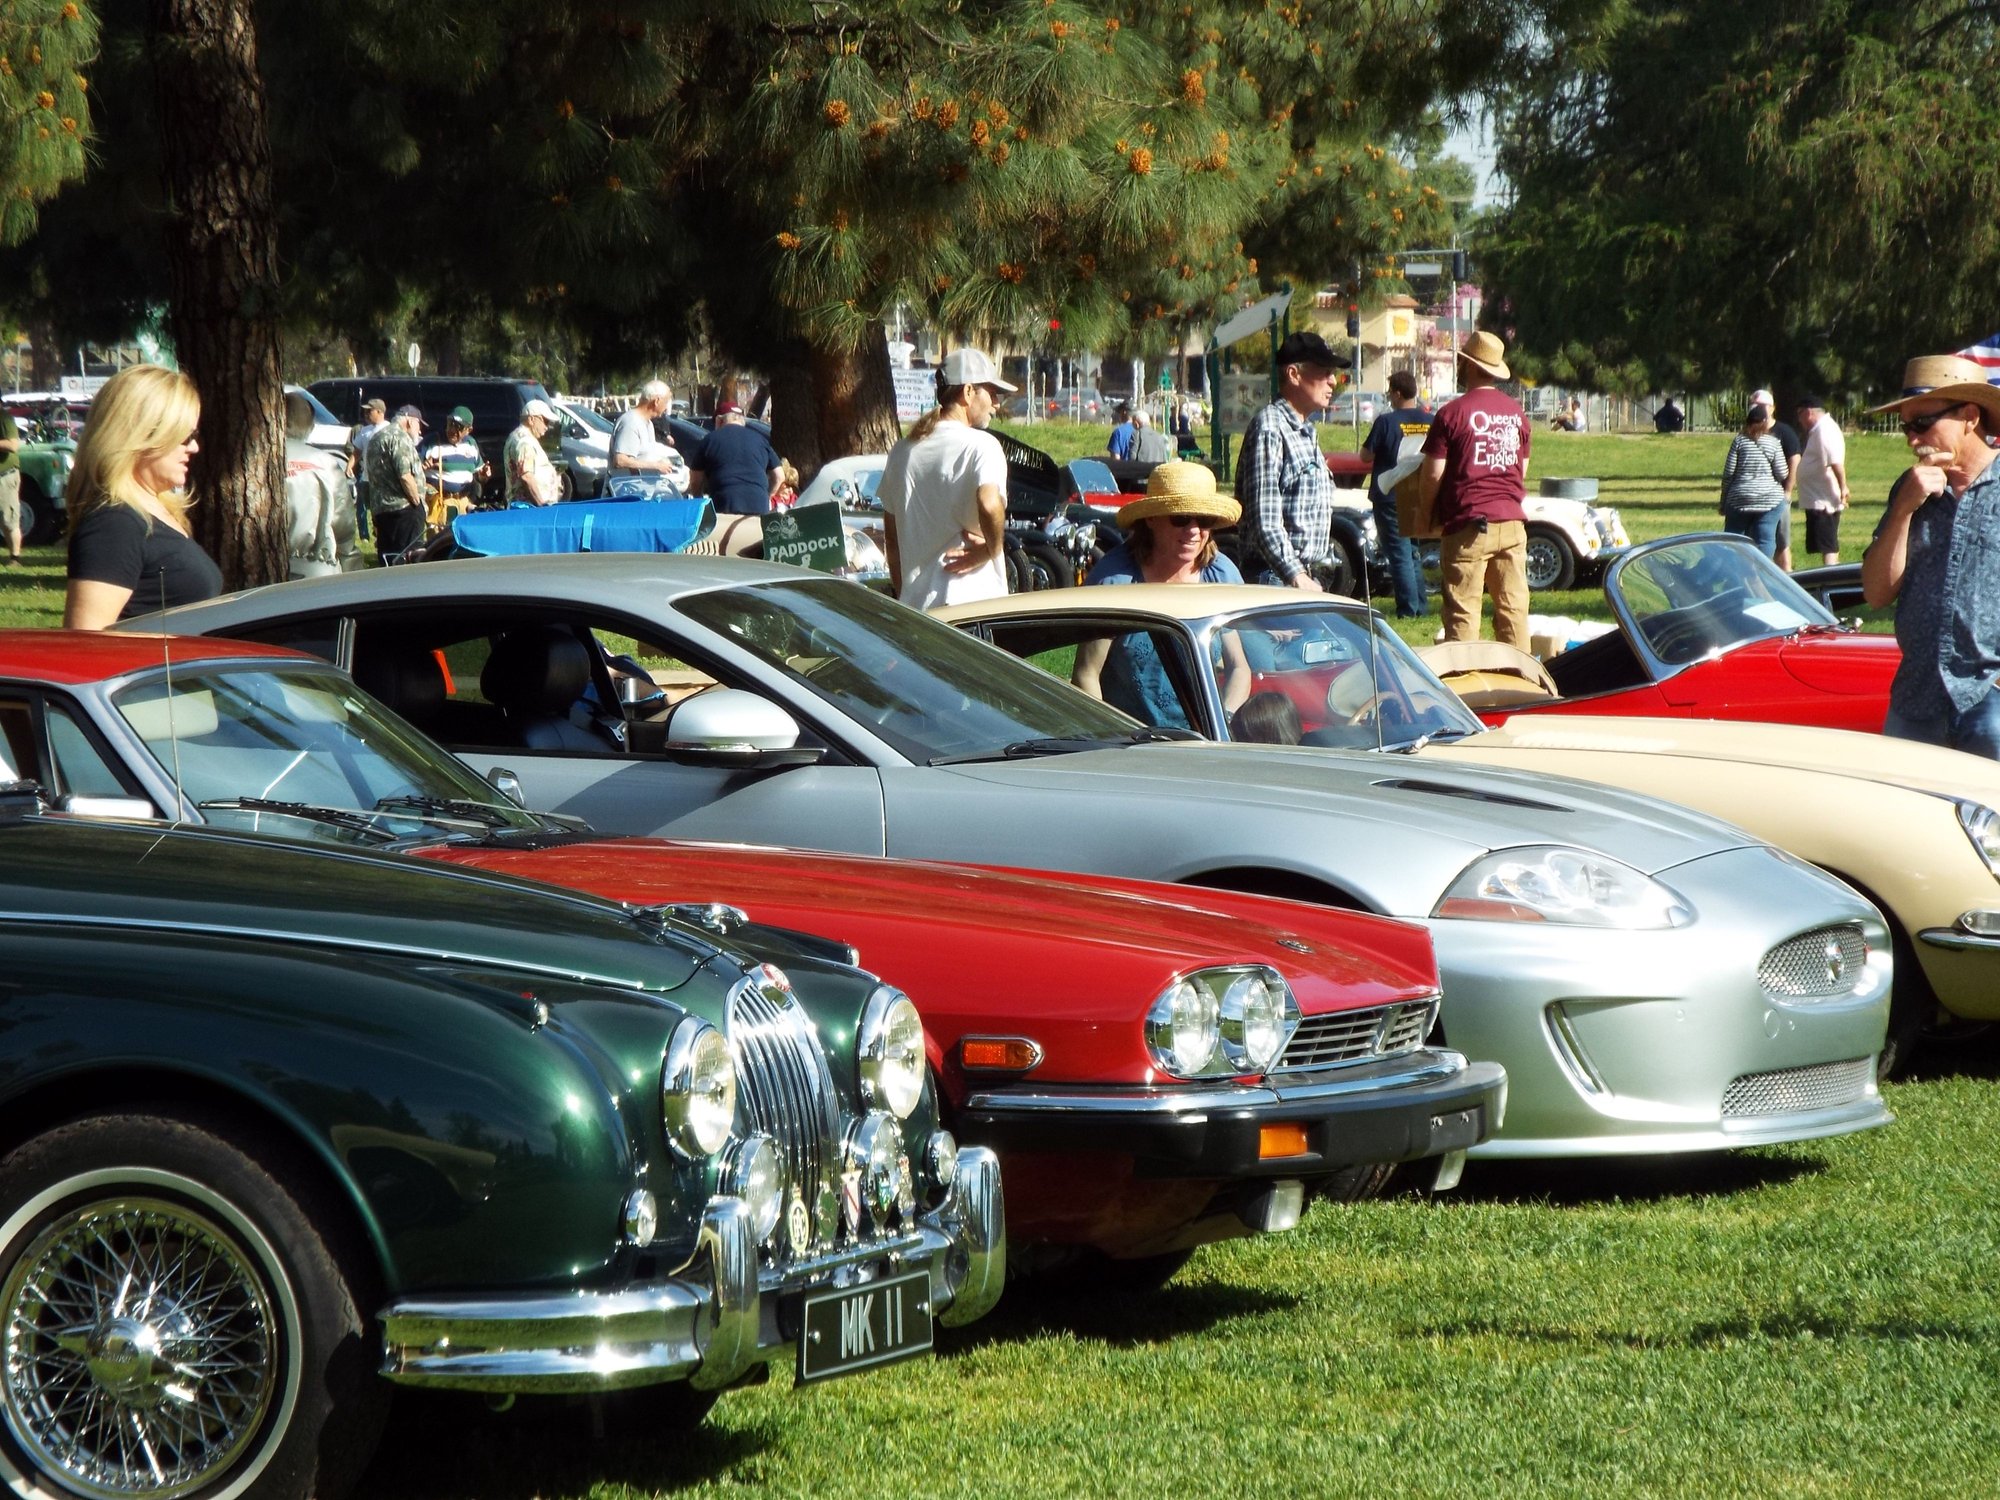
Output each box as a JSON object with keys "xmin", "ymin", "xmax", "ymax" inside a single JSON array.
[
  {"xmin": 1775, "ymin": 630, "xmax": 1902, "ymax": 695},
  {"xmin": 412, "ymin": 838, "xmax": 1438, "ymax": 1087}
]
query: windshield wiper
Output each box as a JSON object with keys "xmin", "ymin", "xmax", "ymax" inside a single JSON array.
[
  {"xmin": 195, "ymin": 797, "xmax": 403, "ymax": 838},
  {"xmin": 373, "ymin": 793, "xmax": 520, "ymax": 829},
  {"xmin": 1122, "ymin": 727, "xmax": 1200, "ymax": 744},
  {"xmin": 1386, "ymin": 727, "xmax": 1482, "ymax": 753},
  {"xmin": 930, "ymin": 736, "xmax": 1124, "ymax": 765}
]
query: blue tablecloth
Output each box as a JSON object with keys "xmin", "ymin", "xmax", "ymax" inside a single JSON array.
[{"xmin": 451, "ymin": 498, "xmax": 714, "ymax": 558}]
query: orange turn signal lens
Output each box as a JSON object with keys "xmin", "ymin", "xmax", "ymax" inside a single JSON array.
[
  {"xmin": 1258, "ymin": 1123, "xmax": 1310, "ymax": 1160},
  {"xmin": 959, "ymin": 1036, "xmax": 1044, "ymax": 1072}
]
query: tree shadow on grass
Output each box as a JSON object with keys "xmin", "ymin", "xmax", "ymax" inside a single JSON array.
[
  {"xmin": 356, "ymin": 1388, "xmax": 773, "ymax": 1500},
  {"xmin": 1405, "ymin": 1306, "xmax": 1984, "ymax": 1350},
  {"xmin": 943, "ymin": 1275, "xmax": 1296, "ymax": 1354},
  {"xmin": 1446, "ymin": 1150, "xmax": 1827, "ymax": 1208}
]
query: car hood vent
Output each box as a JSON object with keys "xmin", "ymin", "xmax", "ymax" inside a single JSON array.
[{"xmin": 1368, "ymin": 776, "xmax": 1570, "ymax": 812}]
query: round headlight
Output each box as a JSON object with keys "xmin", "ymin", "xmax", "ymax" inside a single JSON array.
[
  {"xmin": 926, "ymin": 1130, "xmax": 958, "ymax": 1192},
  {"xmin": 858, "ymin": 989, "xmax": 926, "ymax": 1120},
  {"xmin": 661, "ymin": 1018, "xmax": 736, "ymax": 1159},
  {"xmin": 1146, "ymin": 979, "xmax": 1220, "ymax": 1077},
  {"xmin": 727, "ymin": 1134, "xmax": 785, "ymax": 1244},
  {"xmin": 1220, "ymin": 969, "xmax": 1289, "ymax": 1073},
  {"xmin": 845, "ymin": 1111, "xmax": 905, "ymax": 1223}
]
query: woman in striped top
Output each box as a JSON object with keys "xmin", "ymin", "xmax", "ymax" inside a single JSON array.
[{"xmin": 1720, "ymin": 404, "xmax": 1790, "ymax": 557}]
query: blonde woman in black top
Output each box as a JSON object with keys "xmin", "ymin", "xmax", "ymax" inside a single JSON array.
[{"xmin": 63, "ymin": 365, "xmax": 224, "ymax": 628}]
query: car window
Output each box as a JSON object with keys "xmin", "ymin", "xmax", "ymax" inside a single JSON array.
[
  {"xmin": 585, "ymin": 627, "xmax": 718, "ymax": 710},
  {"xmin": 981, "ymin": 618, "xmax": 1207, "ymax": 732},
  {"xmin": 0, "ymin": 697, "xmax": 34, "ymax": 780},
  {"xmin": 46, "ymin": 703, "xmax": 138, "ymax": 800},
  {"xmin": 230, "ymin": 617, "xmax": 344, "ymax": 665},
  {"xmin": 672, "ymin": 578, "xmax": 1142, "ymax": 762}
]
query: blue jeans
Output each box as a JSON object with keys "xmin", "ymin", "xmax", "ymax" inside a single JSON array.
[
  {"xmin": 1371, "ymin": 490, "xmax": 1428, "ymax": 616},
  {"xmin": 1884, "ymin": 686, "xmax": 2000, "ymax": 760},
  {"xmin": 1722, "ymin": 506, "xmax": 1781, "ymax": 556}
]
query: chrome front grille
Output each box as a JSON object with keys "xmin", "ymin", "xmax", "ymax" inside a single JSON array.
[
  {"xmin": 1278, "ymin": 998, "xmax": 1438, "ymax": 1072},
  {"xmin": 728, "ymin": 976, "xmax": 841, "ymax": 1239},
  {"xmin": 1759, "ymin": 924, "xmax": 1867, "ymax": 1000},
  {"xmin": 1722, "ymin": 1057, "xmax": 1873, "ymax": 1118}
]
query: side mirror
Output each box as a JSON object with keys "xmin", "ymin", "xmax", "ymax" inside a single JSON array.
[
  {"xmin": 654, "ymin": 689, "xmax": 824, "ymax": 768},
  {"xmin": 487, "ymin": 769, "xmax": 528, "ymax": 808},
  {"xmin": 59, "ymin": 794, "xmax": 161, "ymax": 820}
]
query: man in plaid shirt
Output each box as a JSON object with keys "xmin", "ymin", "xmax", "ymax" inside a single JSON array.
[{"xmin": 1235, "ymin": 331, "xmax": 1349, "ymax": 589}]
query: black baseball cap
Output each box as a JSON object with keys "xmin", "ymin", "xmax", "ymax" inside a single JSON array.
[
  {"xmin": 1275, "ymin": 330, "xmax": 1351, "ymax": 371},
  {"xmin": 1796, "ymin": 393, "xmax": 1827, "ymax": 411}
]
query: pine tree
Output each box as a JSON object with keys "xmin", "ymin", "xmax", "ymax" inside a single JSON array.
[{"xmin": 0, "ymin": 0, "xmax": 97, "ymax": 248}]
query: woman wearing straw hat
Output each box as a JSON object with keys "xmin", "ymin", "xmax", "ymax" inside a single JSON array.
[
  {"xmin": 1860, "ymin": 354, "xmax": 2000, "ymax": 757},
  {"xmin": 1071, "ymin": 460, "xmax": 1253, "ymax": 725}
]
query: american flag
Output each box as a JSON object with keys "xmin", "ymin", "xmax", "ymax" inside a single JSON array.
[{"xmin": 1959, "ymin": 333, "xmax": 2000, "ymax": 383}]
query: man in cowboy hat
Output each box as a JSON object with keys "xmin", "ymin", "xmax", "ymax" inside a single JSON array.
[
  {"xmin": 1074, "ymin": 460, "xmax": 1252, "ymax": 724},
  {"xmin": 1236, "ymin": 330, "xmax": 1351, "ymax": 590},
  {"xmin": 1861, "ymin": 354, "xmax": 2000, "ymax": 758},
  {"xmin": 1418, "ymin": 331, "xmax": 1532, "ymax": 649}
]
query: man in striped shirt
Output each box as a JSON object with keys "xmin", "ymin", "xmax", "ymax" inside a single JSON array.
[
  {"xmin": 424, "ymin": 406, "xmax": 490, "ymax": 512},
  {"xmin": 1234, "ymin": 330, "xmax": 1348, "ymax": 590}
]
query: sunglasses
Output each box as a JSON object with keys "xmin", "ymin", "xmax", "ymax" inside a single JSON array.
[
  {"xmin": 1901, "ymin": 405, "xmax": 1966, "ymax": 437},
  {"xmin": 1166, "ymin": 515, "xmax": 1225, "ymax": 529}
]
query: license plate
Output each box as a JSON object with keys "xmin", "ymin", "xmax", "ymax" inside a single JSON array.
[
  {"xmin": 1428, "ymin": 1107, "xmax": 1483, "ymax": 1153},
  {"xmin": 797, "ymin": 1268, "xmax": 934, "ymax": 1385}
]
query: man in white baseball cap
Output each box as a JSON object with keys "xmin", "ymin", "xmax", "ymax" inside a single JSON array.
[
  {"xmin": 1750, "ymin": 388, "xmax": 1801, "ymax": 569},
  {"xmin": 879, "ymin": 348, "xmax": 1016, "ymax": 607}
]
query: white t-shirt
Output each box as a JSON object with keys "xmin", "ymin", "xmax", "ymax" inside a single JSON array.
[
  {"xmin": 1798, "ymin": 418, "xmax": 1847, "ymax": 510},
  {"xmin": 611, "ymin": 408, "xmax": 672, "ymax": 470},
  {"xmin": 879, "ymin": 418, "xmax": 1009, "ymax": 608}
]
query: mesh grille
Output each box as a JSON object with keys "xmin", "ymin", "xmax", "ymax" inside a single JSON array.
[
  {"xmin": 1278, "ymin": 998, "xmax": 1438, "ymax": 1072},
  {"xmin": 1721, "ymin": 1057, "xmax": 1873, "ymax": 1118},
  {"xmin": 729, "ymin": 978, "xmax": 841, "ymax": 1247},
  {"xmin": 1759, "ymin": 925, "xmax": 1868, "ymax": 999}
]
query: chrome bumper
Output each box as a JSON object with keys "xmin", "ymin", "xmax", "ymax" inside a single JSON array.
[{"xmin": 378, "ymin": 1146, "xmax": 1004, "ymax": 1393}]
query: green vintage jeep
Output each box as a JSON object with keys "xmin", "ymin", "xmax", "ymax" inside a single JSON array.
[
  {"xmin": 15, "ymin": 433, "xmax": 73, "ymax": 545},
  {"xmin": 0, "ymin": 803, "xmax": 1002, "ymax": 1498}
]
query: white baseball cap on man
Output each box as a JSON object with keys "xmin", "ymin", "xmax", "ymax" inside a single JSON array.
[
  {"xmin": 522, "ymin": 399, "xmax": 560, "ymax": 422},
  {"xmin": 940, "ymin": 348, "xmax": 1017, "ymax": 393}
]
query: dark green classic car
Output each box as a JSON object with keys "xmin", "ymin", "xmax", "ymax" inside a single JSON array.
[{"xmin": 0, "ymin": 800, "xmax": 1002, "ymax": 1499}]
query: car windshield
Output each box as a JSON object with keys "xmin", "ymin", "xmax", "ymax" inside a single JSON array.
[
  {"xmin": 674, "ymin": 578, "xmax": 1151, "ymax": 762},
  {"xmin": 562, "ymin": 402, "xmax": 614, "ymax": 435},
  {"xmin": 112, "ymin": 664, "xmax": 545, "ymax": 844},
  {"xmin": 1213, "ymin": 603, "xmax": 1487, "ymax": 749},
  {"xmin": 1613, "ymin": 537, "xmax": 1839, "ymax": 666}
]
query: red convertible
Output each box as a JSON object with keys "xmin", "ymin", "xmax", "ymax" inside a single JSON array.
[
  {"xmin": 1476, "ymin": 533, "xmax": 1898, "ymax": 733},
  {"xmin": 0, "ymin": 631, "xmax": 1503, "ymax": 1285}
]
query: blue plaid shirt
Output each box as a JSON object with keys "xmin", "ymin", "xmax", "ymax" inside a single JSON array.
[
  {"xmin": 1885, "ymin": 458, "xmax": 2000, "ymax": 717},
  {"xmin": 1235, "ymin": 399, "xmax": 1331, "ymax": 580}
]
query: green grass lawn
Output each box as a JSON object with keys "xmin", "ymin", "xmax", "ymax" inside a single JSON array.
[{"xmin": 357, "ymin": 1037, "xmax": 2000, "ymax": 1498}]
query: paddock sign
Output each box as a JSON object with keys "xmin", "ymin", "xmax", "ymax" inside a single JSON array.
[{"xmin": 762, "ymin": 504, "xmax": 847, "ymax": 572}]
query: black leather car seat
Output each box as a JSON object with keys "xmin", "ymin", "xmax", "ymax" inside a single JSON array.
[{"xmin": 479, "ymin": 627, "xmax": 621, "ymax": 751}]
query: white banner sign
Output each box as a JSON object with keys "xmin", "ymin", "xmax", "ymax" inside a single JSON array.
[{"xmin": 892, "ymin": 367, "xmax": 938, "ymax": 420}]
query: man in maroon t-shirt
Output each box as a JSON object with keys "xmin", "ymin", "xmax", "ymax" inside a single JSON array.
[{"xmin": 1418, "ymin": 331, "xmax": 1532, "ymax": 648}]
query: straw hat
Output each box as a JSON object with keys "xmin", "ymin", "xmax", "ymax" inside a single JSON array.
[
  {"xmin": 1456, "ymin": 330, "xmax": 1511, "ymax": 380},
  {"xmin": 1864, "ymin": 354, "xmax": 2000, "ymax": 420},
  {"xmin": 1116, "ymin": 459, "xmax": 1242, "ymax": 528}
]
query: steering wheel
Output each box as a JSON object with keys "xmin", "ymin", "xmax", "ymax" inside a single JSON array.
[{"xmin": 1323, "ymin": 666, "xmax": 1378, "ymax": 721}]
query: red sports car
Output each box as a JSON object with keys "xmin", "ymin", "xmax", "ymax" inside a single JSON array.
[
  {"xmin": 1479, "ymin": 533, "xmax": 1899, "ymax": 733},
  {"xmin": 0, "ymin": 630, "xmax": 1503, "ymax": 1283}
]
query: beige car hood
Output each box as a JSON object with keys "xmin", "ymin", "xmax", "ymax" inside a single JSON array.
[{"xmin": 1459, "ymin": 714, "xmax": 2000, "ymax": 804}]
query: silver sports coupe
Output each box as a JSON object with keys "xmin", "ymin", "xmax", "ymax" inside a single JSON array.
[{"xmin": 141, "ymin": 554, "xmax": 1894, "ymax": 1160}]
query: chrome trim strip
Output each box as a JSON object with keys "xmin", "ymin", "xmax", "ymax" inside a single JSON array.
[
  {"xmin": 689, "ymin": 1199, "xmax": 759, "ymax": 1390},
  {"xmin": 934, "ymin": 1145, "xmax": 1004, "ymax": 1328},
  {"xmin": 1919, "ymin": 927, "xmax": 2000, "ymax": 952},
  {"xmin": 0, "ymin": 909, "xmax": 670, "ymax": 995},
  {"xmin": 962, "ymin": 1049, "xmax": 1471, "ymax": 1116}
]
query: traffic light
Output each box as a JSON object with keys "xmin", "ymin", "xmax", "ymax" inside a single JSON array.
[
  {"xmin": 1345, "ymin": 303, "xmax": 1359, "ymax": 338},
  {"xmin": 1452, "ymin": 250, "xmax": 1468, "ymax": 282}
]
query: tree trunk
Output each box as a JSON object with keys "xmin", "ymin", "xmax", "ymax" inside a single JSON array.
[
  {"xmin": 805, "ymin": 321, "xmax": 902, "ymax": 476},
  {"xmin": 146, "ymin": 0, "xmax": 287, "ymax": 590},
  {"xmin": 766, "ymin": 357, "xmax": 820, "ymax": 484}
]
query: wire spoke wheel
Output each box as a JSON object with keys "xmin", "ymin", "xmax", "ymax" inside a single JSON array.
[{"xmin": 2, "ymin": 1192, "xmax": 286, "ymax": 1499}]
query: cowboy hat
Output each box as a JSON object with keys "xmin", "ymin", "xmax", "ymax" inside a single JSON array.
[
  {"xmin": 1116, "ymin": 459, "xmax": 1243, "ymax": 529},
  {"xmin": 1456, "ymin": 330, "xmax": 1511, "ymax": 380},
  {"xmin": 1864, "ymin": 354, "xmax": 2000, "ymax": 420}
]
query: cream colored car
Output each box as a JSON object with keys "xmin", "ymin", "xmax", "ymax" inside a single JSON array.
[{"xmin": 938, "ymin": 582, "xmax": 2000, "ymax": 1071}]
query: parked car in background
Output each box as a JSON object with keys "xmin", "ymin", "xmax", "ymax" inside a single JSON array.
[
  {"xmin": 938, "ymin": 581, "xmax": 1999, "ymax": 1074},
  {"xmin": 308, "ymin": 376, "xmax": 557, "ymax": 503},
  {"xmin": 1, "ymin": 629, "xmax": 1503, "ymax": 1280},
  {"xmin": 0, "ymin": 793, "xmax": 1001, "ymax": 1498},
  {"xmin": 146, "ymin": 554, "xmax": 1895, "ymax": 1162},
  {"xmin": 1477, "ymin": 533, "xmax": 1899, "ymax": 731},
  {"xmin": 13, "ymin": 432, "xmax": 74, "ymax": 545},
  {"xmin": 1401, "ymin": 490, "xmax": 1630, "ymax": 592},
  {"xmin": 552, "ymin": 398, "xmax": 614, "ymax": 498}
]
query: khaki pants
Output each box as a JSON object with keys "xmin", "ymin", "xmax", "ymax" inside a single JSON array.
[
  {"xmin": 0, "ymin": 470, "xmax": 18, "ymax": 542},
  {"xmin": 1439, "ymin": 518, "xmax": 1529, "ymax": 650}
]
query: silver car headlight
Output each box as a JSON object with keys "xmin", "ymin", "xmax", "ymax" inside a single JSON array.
[
  {"xmin": 1435, "ymin": 845, "xmax": 1693, "ymax": 929},
  {"xmin": 858, "ymin": 987, "xmax": 926, "ymax": 1119},
  {"xmin": 843, "ymin": 526, "xmax": 889, "ymax": 575},
  {"xmin": 1958, "ymin": 801, "xmax": 2000, "ymax": 878},
  {"xmin": 661, "ymin": 1017, "xmax": 737, "ymax": 1159},
  {"xmin": 576, "ymin": 453, "xmax": 608, "ymax": 471},
  {"xmin": 1146, "ymin": 966, "xmax": 1299, "ymax": 1078},
  {"xmin": 726, "ymin": 1133, "xmax": 785, "ymax": 1243}
]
